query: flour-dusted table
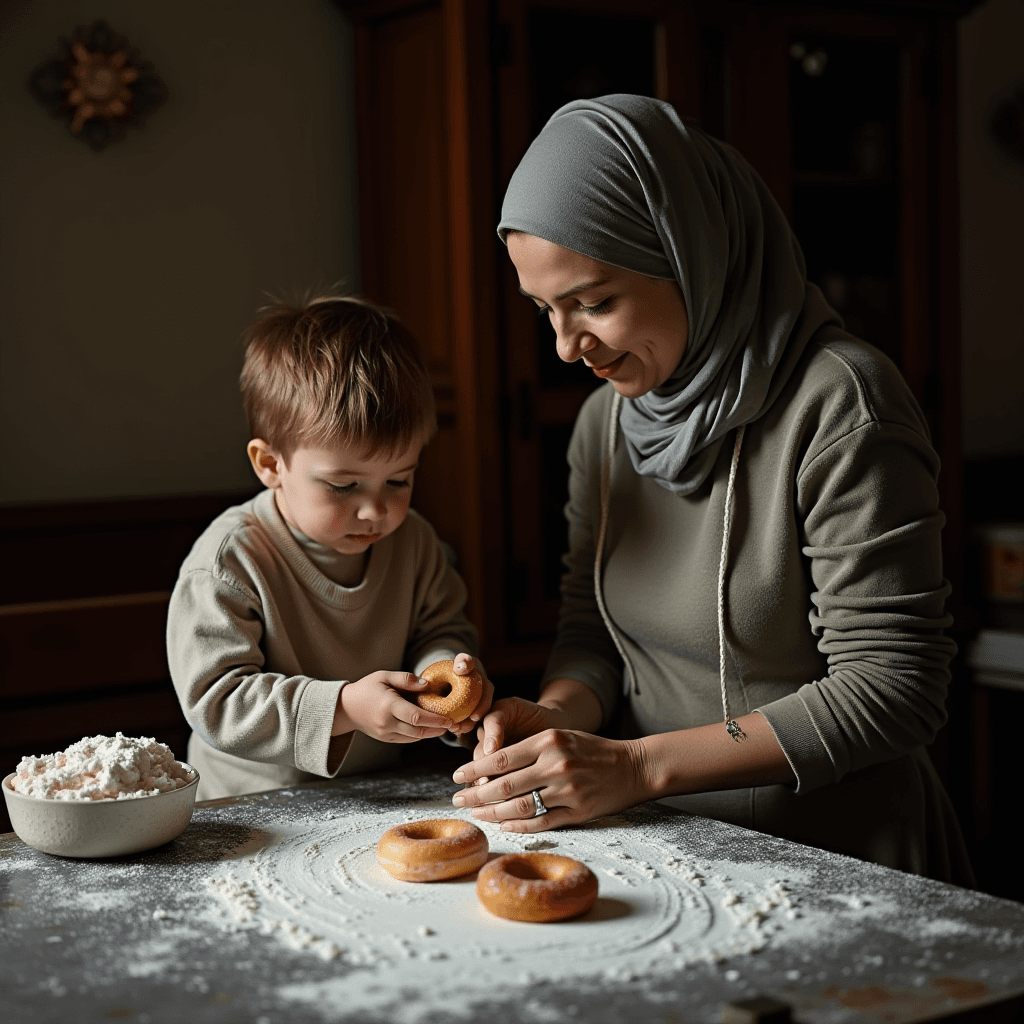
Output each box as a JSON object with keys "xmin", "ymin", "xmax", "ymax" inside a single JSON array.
[{"xmin": 2, "ymin": 762, "xmax": 1023, "ymax": 1024}]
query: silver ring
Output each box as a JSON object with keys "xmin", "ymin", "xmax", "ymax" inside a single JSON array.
[{"xmin": 531, "ymin": 789, "xmax": 548, "ymax": 817}]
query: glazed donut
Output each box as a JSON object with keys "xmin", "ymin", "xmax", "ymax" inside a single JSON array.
[
  {"xmin": 415, "ymin": 659, "xmax": 483, "ymax": 723},
  {"xmin": 377, "ymin": 818, "xmax": 489, "ymax": 882},
  {"xmin": 476, "ymin": 852, "xmax": 599, "ymax": 922}
]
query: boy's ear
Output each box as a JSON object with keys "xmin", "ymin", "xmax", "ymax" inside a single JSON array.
[{"xmin": 247, "ymin": 439, "xmax": 283, "ymax": 489}]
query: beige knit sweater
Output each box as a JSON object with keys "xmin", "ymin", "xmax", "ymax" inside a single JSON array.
[
  {"xmin": 167, "ymin": 489, "xmax": 478, "ymax": 800},
  {"xmin": 545, "ymin": 330, "xmax": 971, "ymax": 882}
]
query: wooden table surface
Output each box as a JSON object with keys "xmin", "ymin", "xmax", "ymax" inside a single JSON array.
[{"xmin": 2, "ymin": 758, "xmax": 1023, "ymax": 1024}]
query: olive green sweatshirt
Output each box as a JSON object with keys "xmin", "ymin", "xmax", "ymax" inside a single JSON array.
[
  {"xmin": 545, "ymin": 331, "xmax": 970, "ymax": 882},
  {"xmin": 167, "ymin": 489, "xmax": 478, "ymax": 801}
]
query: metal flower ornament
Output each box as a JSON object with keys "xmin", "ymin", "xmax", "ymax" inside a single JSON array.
[{"xmin": 29, "ymin": 21, "xmax": 166, "ymax": 151}]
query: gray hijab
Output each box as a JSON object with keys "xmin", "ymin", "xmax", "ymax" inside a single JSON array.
[{"xmin": 498, "ymin": 94, "xmax": 839, "ymax": 494}]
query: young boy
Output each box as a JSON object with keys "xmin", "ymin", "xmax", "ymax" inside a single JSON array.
[{"xmin": 167, "ymin": 296, "xmax": 490, "ymax": 800}]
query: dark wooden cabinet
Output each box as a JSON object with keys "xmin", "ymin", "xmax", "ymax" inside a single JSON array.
[{"xmin": 341, "ymin": 0, "xmax": 973, "ymax": 681}]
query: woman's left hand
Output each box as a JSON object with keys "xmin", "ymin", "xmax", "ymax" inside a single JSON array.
[{"xmin": 451, "ymin": 729, "xmax": 651, "ymax": 832}]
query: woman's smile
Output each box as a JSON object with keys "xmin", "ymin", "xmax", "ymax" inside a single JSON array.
[
  {"xmin": 587, "ymin": 352, "xmax": 629, "ymax": 378},
  {"xmin": 507, "ymin": 232, "xmax": 689, "ymax": 399}
]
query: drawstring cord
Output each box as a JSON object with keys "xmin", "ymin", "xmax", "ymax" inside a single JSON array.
[
  {"xmin": 595, "ymin": 392, "xmax": 638, "ymax": 696},
  {"xmin": 718, "ymin": 424, "xmax": 746, "ymax": 741},
  {"xmin": 596, "ymin": 392, "xmax": 747, "ymax": 736}
]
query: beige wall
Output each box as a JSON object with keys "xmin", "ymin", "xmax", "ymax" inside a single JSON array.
[
  {"xmin": 0, "ymin": 0, "xmax": 359, "ymax": 504},
  {"xmin": 959, "ymin": 0, "xmax": 1024, "ymax": 459}
]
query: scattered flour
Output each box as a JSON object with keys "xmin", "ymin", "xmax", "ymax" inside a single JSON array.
[
  {"xmin": 205, "ymin": 874, "xmax": 260, "ymax": 922},
  {"xmin": 11, "ymin": 733, "xmax": 193, "ymax": 801},
  {"xmin": 522, "ymin": 838, "xmax": 559, "ymax": 851},
  {"xmin": 263, "ymin": 920, "xmax": 343, "ymax": 960},
  {"xmin": 916, "ymin": 918, "xmax": 974, "ymax": 939},
  {"xmin": 14, "ymin": 784, "xmax": 1004, "ymax": 1024},
  {"xmin": 197, "ymin": 804, "xmax": 830, "ymax": 1021}
]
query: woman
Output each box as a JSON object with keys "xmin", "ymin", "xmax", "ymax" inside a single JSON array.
[{"xmin": 451, "ymin": 94, "xmax": 970, "ymax": 882}]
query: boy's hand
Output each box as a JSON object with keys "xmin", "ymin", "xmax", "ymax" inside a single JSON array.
[
  {"xmin": 446, "ymin": 654, "xmax": 494, "ymax": 736},
  {"xmin": 333, "ymin": 671, "xmax": 452, "ymax": 743}
]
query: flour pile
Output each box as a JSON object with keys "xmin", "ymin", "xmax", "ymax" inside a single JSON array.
[{"xmin": 11, "ymin": 733, "xmax": 193, "ymax": 800}]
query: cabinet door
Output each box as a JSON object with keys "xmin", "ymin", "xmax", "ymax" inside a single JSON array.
[
  {"xmin": 495, "ymin": 0, "xmax": 699, "ymax": 641},
  {"xmin": 349, "ymin": 0, "xmax": 505, "ymax": 650},
  {"xmin": 352, "ymin": 4, "xmax": 462, "ymax": 551},
  {"xmin": 787, "ymin": 25, "xmax": 905, "ymax": 367},
  {"xmin": 725, "ymin": 6, "xmax": 963, "ymax": 599}
]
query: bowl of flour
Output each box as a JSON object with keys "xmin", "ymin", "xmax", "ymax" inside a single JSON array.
[{"xmin": 3, "ymin": 733, "xmax": 199, "ymax": 858}]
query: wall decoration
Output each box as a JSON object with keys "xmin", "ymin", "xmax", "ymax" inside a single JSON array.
[{"xmin": 28, "ymin": 20, "xmax": 166, "ymax": 152}]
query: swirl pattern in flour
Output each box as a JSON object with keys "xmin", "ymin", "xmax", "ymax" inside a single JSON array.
[{"xmin": 203, "ymin": 800, "xmax": 796, "ymax": 1016}]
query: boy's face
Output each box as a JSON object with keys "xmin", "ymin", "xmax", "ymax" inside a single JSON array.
[{"xmin": 248, "ymin": 435, "xmax": 425, "ymax": 555}]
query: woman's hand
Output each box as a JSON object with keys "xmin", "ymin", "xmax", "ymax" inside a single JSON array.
[
  {"xmin": 472, "ymin": 697, "xmax": 571, "ymax": 756},
  {"xmin": 445, "ymin": 654, "xmax": 495, "ymax": 736},
  {"xmin": 473, "ymin": 678, "xmax": 604, "ymax": 756},
  {"xmin": 451, "ymin": 730, "xmax": 652, "ymax": 833},
  {"xmin": 452, "ymin": 710, "xmax": 796, "ymax": 831}
]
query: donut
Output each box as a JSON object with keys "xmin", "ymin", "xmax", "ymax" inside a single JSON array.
[
  {"xmin": 415, "ymin": 659, "xmax": 483, "ymax": 723},
  {"xmin": 377, "ymin": 818, "xmax": 489, "ymax": 882},
  {"xmin": 476, "ymin": 852, "xmax": 599, "ymax": 922}
]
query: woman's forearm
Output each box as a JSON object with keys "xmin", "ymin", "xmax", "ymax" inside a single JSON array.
[
  {"xmin": 636, "ymin": 711, "xmax": 795, "ymax": 799},
  {"xmin": 454, "ymin": 705, "xmax": 798, "ymax": 831},
  {"xmin": 538, "ymin": 677, "xmax": 604, "ymax": 732},
  {"xmin": 537, "ymin": 681, "xmax": 794, "ymax": 797}
]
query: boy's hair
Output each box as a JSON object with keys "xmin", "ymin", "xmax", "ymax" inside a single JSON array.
[{"xmin": 240, "ymin": 296, "xmax": 436, "ymax": 460}]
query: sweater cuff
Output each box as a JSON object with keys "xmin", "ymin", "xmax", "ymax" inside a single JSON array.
[
  {"xmin": 294, "ymin": 678, "xmax": 346, "ymax": 776},
  {"xmin": 755, "ymin": 687, "xmax": 838, "ymax": 794},
  {"xmin": 542, "ymin": 646, "xmax": 621, "ymax": 727}
]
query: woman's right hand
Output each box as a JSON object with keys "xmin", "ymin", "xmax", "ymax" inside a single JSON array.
[
  {"xmin": 473, "ymin": 698, "xmax": 571, "ymax": 757},
  {"xmin": 475, "ymin": 678, "xmax": 604, "ymax": 759},
  {"xmin": 453, "ymin": 728, "xmax": 651, "ymax": 832}
]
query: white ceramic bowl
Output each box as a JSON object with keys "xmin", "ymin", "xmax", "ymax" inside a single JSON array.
[{"xmin": 2, "ymin": 763, "xmax": 200, "ymax": 858}]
